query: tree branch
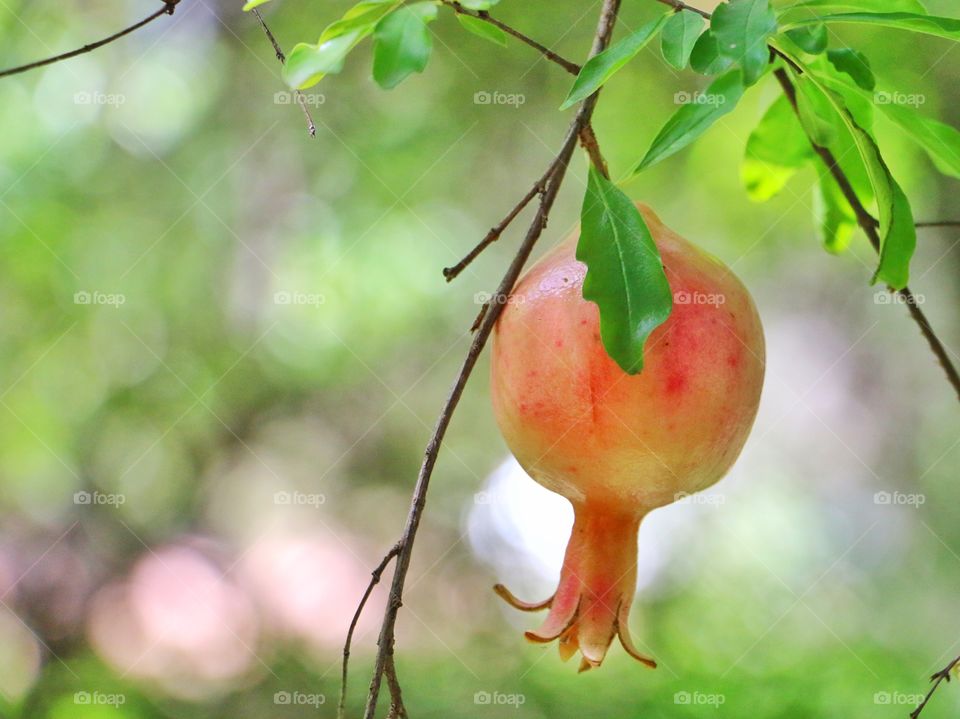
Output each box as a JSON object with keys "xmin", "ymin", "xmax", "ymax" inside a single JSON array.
[
  {"xmin": 252, "ymin": 8, "xmax": 317, "ymax": 138},
  {"xmin": 440, "ymin": 0, "xmax": 582, "ymax": 76},
  {"xmin": 911, "ymin": 655, "xmax": 960, "ymax": 719},
  {"xmin": 0, "ymin": 1, "xmax": 180, "ymax": 80},
  {"xmin": 916, "ymin": 221, "xmax": 960, "ymax": 229},
  {"xmin": 358, "ymin": 3, "xmax": 623, "ymax": 717},
  {"xmin": 773, "ymin": 68, "xmax": 960, "ymax": 403},
  {"xmin": 652, "ymin": 0, "xmax": 712, "ymax": 20}
]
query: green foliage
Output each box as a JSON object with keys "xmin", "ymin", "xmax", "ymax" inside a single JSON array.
[
  {"xmin": 689, "ymin": 29, "xmax": 735, "ymax": 74},
  {"xmin": 560, "ymin": 14, "xmax": 670, "ymax": 110},
  {"xmin": 783, "ymin": 12, "xmax": 960, "ymax": 41},
  {"xmin": 826, "ymin": 48, "xmax": 875, "ymax": 90},
  {"xmin": 660, "ymin": 10, "xmax": 705, "ymax": 70},
  {"xmin": 785, "ymin": 23, "xmax": 828, "ymax": 53},
  {"xmin": 577, "ymin": 167, "xmax": 672, "ymax": 375},
  {"xmin": 456, "ymin": 14, "xmax": 508, "ymax": 46},
  {"xmin": 711, "ymin": 0, "xmax": 779, "ymax": 85},
  {"xmin": 457, "ymin": 0, "xmax": 500, "ymax": 9},
  {"xmin": 372, "ymin": 2, "xmax": 438, "ymax": 89},
  {"xmin": 242, "ymin": 0, "xmax": 273, "ymax": 10},
  {"xmin": 742, "ymin": 95, "xmax": 813, "ymax": 201},
  {"xmin": 635, "ymin": 69, "xmax": 746, "ymax": 172},
  {"xmin": 776, "ymin": 0, "xmax": 929, "ymax": 14}
]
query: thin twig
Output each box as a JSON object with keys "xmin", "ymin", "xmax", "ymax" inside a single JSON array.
[
  {"xmin": 252, "ymin": 8, "xmax": 317, "ymax": 137},
  {"xmin": 338, "ymin": 543, "xmax": 401, "ymax": 719},
  {"xmin": 441, "ymin": 0, "xmax": 582, "ymax": 76},
  {"xmin": 579, "ymin": 122, "xmax": 609, "ymax": 179},
  {"xmin": 911, "ymin": 655, "xmax": 960, "ymax": 719},
  {"xmin": 442, "ymin": 166, "xmax": 552, "ymax": 281},
  {"xmin": 359, "ymin": 3, "xmax": 623, "ymax": 718},
  {"xmin": 0, "ymin": 1, "xmax": 179, "ymax": 80},
  {"xmin": 652, "ymin": 0, "xmax": 712, "ymax": 20},
  {"xmin": 774, "ymin": 68, "xmax": 960, "ymax": 403},
  {"xmin": 916, "ymin": 221, "xmax": 960, "ymax": 229}
]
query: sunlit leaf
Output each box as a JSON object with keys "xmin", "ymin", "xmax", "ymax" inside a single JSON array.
[
  {"xmin": 456, "ymin": 14, "xmax": 508, "ymax": 46},
  {"xmin": 660, "ymin": 10, "xmax": 705, "ymax": 70},
  {"xmin": 372, "ymin": 2, "xmax": 438, "ymax": 89},
  {"xmin": 242, "ymin": 0, "xmax": 273, "ymax": 11},
  {"xmin": 742, "ymin": 95, "xmax": 814, "ymax": 201},
  {"xmin": 712, "ymin": 0, "xmax": 779, "ymax": 85},
  {"xmin": 783, "ymin": 12, "xmax": 960, "ymax": 42}
]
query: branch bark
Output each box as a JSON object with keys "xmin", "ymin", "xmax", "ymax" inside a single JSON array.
[
  {"xmin": 252, "ymin": 8, "xmax": 317, "ymax": 137},
  {"xmin": 0, "ymin": 1, "xmax": 180, "ymax": 80},
  {"xmin": 911, "ymin": 655, "xmax": 960, "ymax": 719},
  {"xmin": 359, "ymin": 3, "xmax": 624, "ymax": 717}
]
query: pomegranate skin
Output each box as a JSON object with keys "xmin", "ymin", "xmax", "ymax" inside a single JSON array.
[
  {"xmin": 491, "ymin": 203, "xmax": 764, "ymax": 511},
  {"xmin": 489, "ymin": 203, "xmax": 764, "ymax": 670}
]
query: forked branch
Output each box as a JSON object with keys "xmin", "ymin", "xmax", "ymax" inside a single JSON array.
[{"xmin": 910, "ymin": 655, "xmax": 960, "ymax": 719}]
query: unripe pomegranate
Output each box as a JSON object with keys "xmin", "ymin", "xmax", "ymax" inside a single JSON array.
[{"xmin": 490, "ymin": 203, "xmax": 764, "ymax": 671}]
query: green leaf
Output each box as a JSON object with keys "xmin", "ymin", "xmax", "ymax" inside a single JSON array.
[
  {"xmin": 826, "ymin": 48, "xmax": 874, "ymax": 90},
  {"xmin": 634, "ymin": 69, "xmax": 746, "ymax": 172},
  {"xmin": 816, "ymin": 165, "xmax": 856, "ymax": 253},
  {"xmin": 372, "ymin": 2, "xmax": 438, "ymax": 89},
  {"xmin": 242, "ymin": 0, "xmax": 273, "ymax": 10},
  {"xmin": 458, "ymin": 0, "xmax": 500, "ymax": 9},
  {"xmin": 785, "ymin": 23, "xmax": 828, "ymax": 53},
  {"xmin": 560, "ymin": 14, "xmax": 670, "ymax": 110},
  {"xmin": 794, "ymin": 75, "xmax": 839, "ymax": 145},
  {"xmin": 742, "ymin": 95, "xmax": 814, "ymax": 201},
  {"xmin": 777, "ymin": 0, "xmax": 927, "ymax": 16},
  {"xmin": 782, "ymin": 55, "xmax": 916, "ymax": 288},
  {"xmin": 660, "ymin": 10, "xmax": 705, "ymax": 70},
  {"xmin": 456, "ymin": 14, "xmax": 508, "ymax": 46},
  {"xmin": 320, "ymin": 1, "xmax": 401, "ymax": 44},
  {"xmin": 783, "ymin": 13, "xmax": 960, "ymax": 42},
  {"xmin": 577, "ymin": 167, "xmax": 673, "ymax": 375},
  {"xmin": 689, "ymin": 29, "xmax": 735, "ymax": 74},
  {"xmin": 711, "ymin": 0, "xmax": 779, "ymax": 85}
]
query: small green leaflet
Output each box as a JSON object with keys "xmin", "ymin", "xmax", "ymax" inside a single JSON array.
[
  {"xmin": 827, "ymin": 48, "xmax": 875, "ymax": 90},
  {"xmin": 777, "ymin": 0, "xmax": 928, "ymax": 15},
  {"xmin": 689, "ymin": 29, "xmax": 735, "ymax": 74},
  {"xmin": 795, "ymin": 75, "xmax": 838, "ymax": 145},
  {"xmin": 578, "ymin": 167, "xmax": 673, "ymax": 375},
  {"xmin": 560, "ymin": 13, "xmax": 670, "ymax": 111},
  {"xmin": 283, "ymin": 0, "xmax": 401, "ymax": 89},
  {"xmin": 783, "ymin": 13, "xmax": 960, "ymax": 42},
  {"xmin": 457, "ymin": 0, "xmax": 500, "ymax": 9},
  {"xmin": 661, "ymin": 11, "xmax": 705, "ymax": 70},
  {"xmin": 373, "ymin": 2, "xmax": 438, "ymax": 89},
  {"xmin": 242, "ymin": 0, "xmax": 273, "ymax": 10},
  {"xmin": 634, "ymin": 69, "xmax": 745, "ymax": 172},
  {"xmin": 816, "ymin": 165, "xmax": 857, "ymax": 253},
  {"xmin": 456, "ymin": 14, "xmax": 508, "ymax": 46},
  {"xmin": 784, "ymin": 56, "xmax": 916, "ymax": 288},
  {"xmin": 785, "ymin": 23, "xmax": 828, "ymax": 53},
  {"xmin": 711, "ymin": 0, "xmax": 779, "ymax": 86},
  {"xmin": 742, "ymin": 95, "xmax": 813, "ymax": 201}
]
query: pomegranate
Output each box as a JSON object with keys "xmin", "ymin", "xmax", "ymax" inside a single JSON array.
[{"xmin": 489, "ymin": 203, "xmax": 764, "ymax": 671}]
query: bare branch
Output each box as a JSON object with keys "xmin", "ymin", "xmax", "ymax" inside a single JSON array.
[
  {"xmin": 0, "ymin": 1, "xmax": 179, "ymax": 80},
  {"xmin": 252, "ymin": 8, "xmax": 317, "ymax": 138},
  {"xmin": 652, "ymin": 0, "xmax": 712, "ymax": 20},
  {"xmin": 441, "ymin": 0, "xmax": 582, "ymax": 76},
  {"xmin": 338, "ymin": 543, "xmax": 401, "ymax": 719},
  {"xmin": 773, "ymin": 68, "xmax": 960, "ymax": 403},
  {"xmin": 359, "ymin": 3, "xmax": 624, "ymax": 717},
  {"xmin": 911, "ymin": 655, "xmax": 960, "ymax": 719},
  {"xmin": 578, "ymin": 122, "xmax": 609, "ymax": 179},
  {"xmin": 383, "ymin": 654, "xmax": 407, "ymax": 719}
]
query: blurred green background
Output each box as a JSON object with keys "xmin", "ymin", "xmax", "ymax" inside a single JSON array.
[{"xmin": 0, "ymin": 0, "xmax": 959, "ymax": 717}]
